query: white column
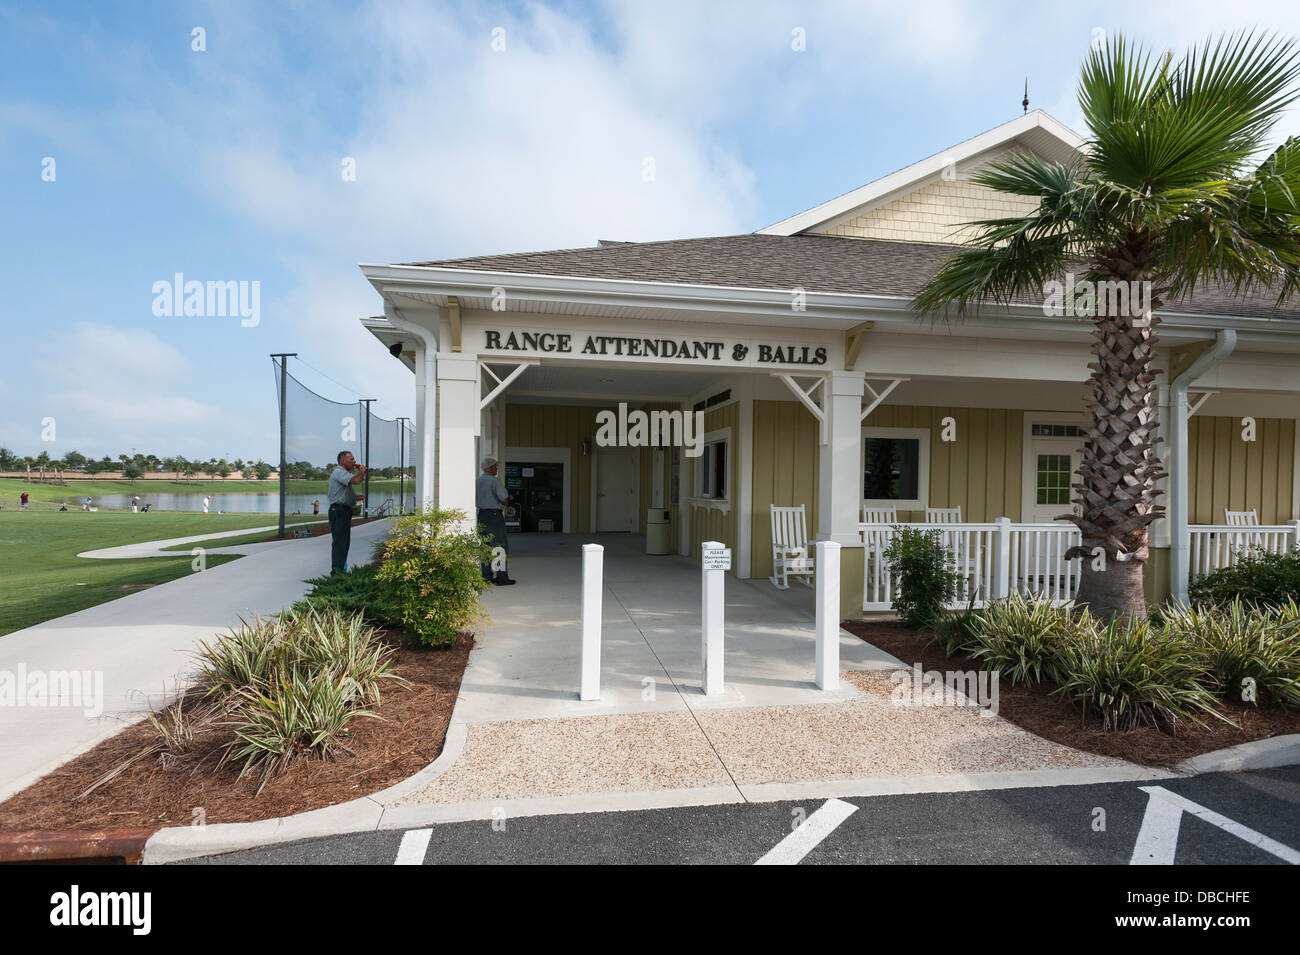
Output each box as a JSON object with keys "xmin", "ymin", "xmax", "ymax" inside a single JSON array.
[
  {"xmin": 701, "ymin": 541, "xmax": 726, "ymax": 695},
  {"xmin": 815, "ymin": 540, "xmax": 840, "ymax": 690},
  {"xmin": 579, "ymin": 543, "xmax": 603, "ymax": 701},
  {"xmin": 818, "ymin": 370, "xmax": 867, "ymax": 545},
  {"xmin": 437, "ymin": 353, "xmax": 479, "ymax": 529}
]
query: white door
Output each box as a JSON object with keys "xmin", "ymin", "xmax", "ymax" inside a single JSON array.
[
  {"xmin": 596, "ymin": 449, "xmax": 637, "ymax": 532},
  {"xmin": 1027, "ymin": 438, "xmax": 1082, "ymax": 523}
]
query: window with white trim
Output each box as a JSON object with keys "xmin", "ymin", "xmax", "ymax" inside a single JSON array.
[
  {"xmin": 694, "ymin": 437, "xmax": 728, "ymax": 500},
  {"xmin": 862, "ymin": 427, "xmax": 930, "ymax": 510}
]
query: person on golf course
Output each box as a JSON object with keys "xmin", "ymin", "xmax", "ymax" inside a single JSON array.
[{"xmin": 328, "ymin": 450, "xmax": 366, "ymax": 574}]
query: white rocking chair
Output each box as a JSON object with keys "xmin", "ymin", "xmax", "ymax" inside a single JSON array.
[{"xmin": 770, "ymin": 504, "xmax": 815, "ymax": 590}]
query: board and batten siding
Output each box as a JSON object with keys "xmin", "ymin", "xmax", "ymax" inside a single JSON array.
[
  {"xmin": 1188, "ymin": 415, "xmax": 1296, "ymax": 525},
  {"xmin": 864, "ymin": 405, "xmax": 1025, "ymax": 523},
  {"xmin": 749, "ymin": 402, "xmax": 1025, "ymax": 580},
  {"xmin": 687, "ymin": 402, "xmax": 739, "ymax": 565},
  {"xmin": 750, "ymin": 400, "xmax": 821, "ymax": 581}
]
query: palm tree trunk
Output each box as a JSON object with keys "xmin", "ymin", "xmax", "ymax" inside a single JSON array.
[{"xmin": 1066, "ymin": 252, "xmax": 1166, "ymax": 621}]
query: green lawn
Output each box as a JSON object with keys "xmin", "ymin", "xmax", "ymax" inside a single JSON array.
[
  {"xmin": 0, "ymin": 510, "xmax": 316, "ymax": 636},
  {"xmin": 1, "ymin": 476, "xmax": 407, "ymax": 505}
]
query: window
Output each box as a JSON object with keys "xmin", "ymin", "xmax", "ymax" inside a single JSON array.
[
  {"xmin": 1036, "ymin": 453, "xmax": 1072, "ymax": 506},
  {"xmin": 862, "ymin": 427, "xmax": 930, "ymax": 510},
  {"xmin": 1031, "ymin": 423, "xmax": 1084, "ymax": 438},
  {"xmin": 691, "ymin": 431, "xmax": 733, "ymax": 501}
]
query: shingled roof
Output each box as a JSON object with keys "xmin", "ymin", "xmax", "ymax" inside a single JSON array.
[{"xmin": 402, "ymin": 233, "xmax": 1300, "ymax": 322}]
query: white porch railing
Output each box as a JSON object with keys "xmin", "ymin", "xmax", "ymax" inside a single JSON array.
[
  {"xmin": 1188, "ymin": 522, "xmax": 1300, "ymax": 581},
  {"xmin": 860, "ymin": 519, "xmax": 1082, "ymax": 611}
]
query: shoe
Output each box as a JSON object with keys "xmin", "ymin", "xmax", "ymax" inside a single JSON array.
[{"xmin": 494, "ymin": 576, "xmax": 517, "ymax": 586}]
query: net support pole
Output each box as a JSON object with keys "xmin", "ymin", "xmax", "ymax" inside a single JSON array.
[
  {"xmin": 397, "ymin": 417, "xmax": 409, "ymax": 515},
  {"xmin": 271, "ymin": 353, "xmax": 297, "ymax": 538},
  {"xmin": 360, "ymin": 398, "xmax": 375, "ymax": 517}
]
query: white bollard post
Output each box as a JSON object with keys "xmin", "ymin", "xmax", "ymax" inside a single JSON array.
[
  {"xmin": 993, "ymin": 516, "xmax": 1012, "ymax": 601},
  {"xmin": 815, "ymin": 540, "xmax": 840, "ymax": 690},
  {"xmin": 579, "ymin": 543, "xmax": 603, "ymax": 701},
  {"xmin": 701, "ymin": 541, "xmax": 728, "ymax": 695}
]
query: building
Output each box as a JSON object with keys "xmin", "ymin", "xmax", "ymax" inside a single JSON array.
[{"xmin": 360, "ymin": 110, "xmax": 1300, "ymax": 615}]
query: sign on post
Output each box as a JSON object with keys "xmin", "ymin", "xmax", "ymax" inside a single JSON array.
[
  {"xmin": 701, "ymin": 541, "xmax": 727, "ymax": 695},
  {"xmin": 579, "ymin": 543, "xmax": 603, "ymax": 701}
]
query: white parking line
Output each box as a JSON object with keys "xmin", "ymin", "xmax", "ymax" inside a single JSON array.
[
  {"xmin": 394, "ymin": 828, "xmax": 433, "ymax": 865},
  {"xmin": 754, "ymin": 798, "xmax": 859, "ymax": 865},
  {"xmin": 1131, "ymin": 786, "xmax": 1300, "ymax": 865}
]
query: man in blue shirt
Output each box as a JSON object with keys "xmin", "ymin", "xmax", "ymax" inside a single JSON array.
[{"xmin": 328, "ymin": 450, "xmax": 366, "ymax": 574}]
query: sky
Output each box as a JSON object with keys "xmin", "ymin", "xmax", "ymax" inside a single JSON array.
[{"xmin": 2, "ymin": 0, "xmax": 1299, "ymax": 463}]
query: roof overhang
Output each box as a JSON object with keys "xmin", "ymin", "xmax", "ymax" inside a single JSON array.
[{"xmin": 359, "ymin": 262, "xmax": 1300, "ymax": 349}]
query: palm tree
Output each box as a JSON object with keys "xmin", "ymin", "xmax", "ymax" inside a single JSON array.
[{"xmin": 914, "ymin": 32, "xmax": 1300, "ymax": 620}]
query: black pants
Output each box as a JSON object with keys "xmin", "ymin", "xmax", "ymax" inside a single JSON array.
[
  {"xmin": 330, "ymin": 504, "xmax": 352, "ymax": 573},
  {"xmin": 477, "ymin": 508, "xmax": 509, "ymax": 579}
]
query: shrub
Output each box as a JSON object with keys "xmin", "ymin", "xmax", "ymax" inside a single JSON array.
[
  {"xmin": 1160, "ymin": 599, "xmax": 1300, "ymax": 708},
  {"xmin": 966, "ymin": 595, "xmax": 1077, "ymax": 686},
  {"xmin": 932, "ymin": 606, "xmax": 982, "ymax": 657},
  {"xmin": 292, "ymin": 564, "xmax": 399, "ymax": 629},
  {"xmin": 206, "ymin": 608, "xmax": 404, "ymax": 789},
  {"xmin": 883, "ymin": 527, "xmax": 960, "ymax": 629},
  {"xmin": 1052, "ymin": 618, "xmax": 1224, "ymax": 731},
  {"xmin": 374, "ymin": 507, "xmax": 492, "ymax": 647},
  {"xmin": 1189, "ymin": 547, "xmax": 1300, "ymax": 610}
]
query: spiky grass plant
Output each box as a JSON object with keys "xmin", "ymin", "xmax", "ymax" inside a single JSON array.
[
  {"xmin": 1160, "ymin": 599, "xmax": 1300, "ymax": 707},
  {"xmin": 966, "ymin": 595, "xmax": 1082, "ymax": 686},
  {"xmin": 1053, "ymin": 618, "xmax": 1225, "ymax": 731}
]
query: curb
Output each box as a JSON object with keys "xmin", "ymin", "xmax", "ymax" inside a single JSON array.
[
  {"xmin": 0, "ymin": 828, "xmax": 155, "ymax": 865},
  {"xmin": 1173, "ymin": 733, "xmax": 1300, "ymax": 775},
  {"xmin": 138, "ymin": 724, "xmax": 1300, "ymax": 863}
]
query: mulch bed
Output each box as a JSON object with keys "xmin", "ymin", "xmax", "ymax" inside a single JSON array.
[
  {"xmin": 0, "ymin": 631, "xmax": 472, "ymax": 833},
  {"xmin": 842, "ymin": 618, "xmax": 1300, "ymax": 768}
]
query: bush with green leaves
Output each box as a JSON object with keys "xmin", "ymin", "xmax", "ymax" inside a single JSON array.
[
  {"xmin": 965, "ymin": 595, "xmax": 1080, "ymax": 686},
  {"xmin": 1160, "ymin": 599, "xmax": 1300, "ymax": 708},
  {"xmin": 292, "ymin": 564, "xmax": 399, "ymax": 628},
  {"xmin": 883, "ymin": 527, "xmax": 961, "ymax": 629},
  {"xmin": 1189, "ymin": 547, "xmax": 1300, "ymax": 610},
  {"xmin": 1052, "ymin": 617, "xmax": 1224, "ymax": 731},
  {"xmin": 932, "ymin": 606, "xmax": 983, "ymax": 657},
  {"xmin": 79, "ymin": 608, "xmax": 407, "ymax": 797},
  {"xmin": 374, "ymin": 507, "xmax": 492, "ymax": 647}
]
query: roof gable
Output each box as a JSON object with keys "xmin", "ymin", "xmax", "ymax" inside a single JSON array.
[{"xmin": 756, "ymin": 110, "xmax": 1083, "ymax": 238}]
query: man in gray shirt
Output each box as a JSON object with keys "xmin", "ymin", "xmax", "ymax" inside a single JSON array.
[
  {"xmin": 476, "ymin": 456, "xmax": 515, "ymax": 585},
  {"xmin": 328, "ymin": 450, "xmax": 366, "ymax": 574}
]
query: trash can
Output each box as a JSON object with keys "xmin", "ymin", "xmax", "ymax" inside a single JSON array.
[{"xmin": 646, "ymin": 508, "xmax": 673, "ymax": 555}]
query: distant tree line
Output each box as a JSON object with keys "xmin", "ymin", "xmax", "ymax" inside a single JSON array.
[{"xmin": 0, "ymin": 447, "xmax": 414, "ymax": 485}]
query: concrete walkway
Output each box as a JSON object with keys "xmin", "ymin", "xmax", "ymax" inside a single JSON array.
[
  {"xmin": 390, "ymin": 534, "xmax": 1126, "ymax": 810},
  {"xmin": 0, "ymin": 519, "xmax": 392, "ymax": 801}
]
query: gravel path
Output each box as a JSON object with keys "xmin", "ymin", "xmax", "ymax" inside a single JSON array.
[{"xmin": 394, "ymin": 669, "xmax": 1125, "ymax": 806}]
